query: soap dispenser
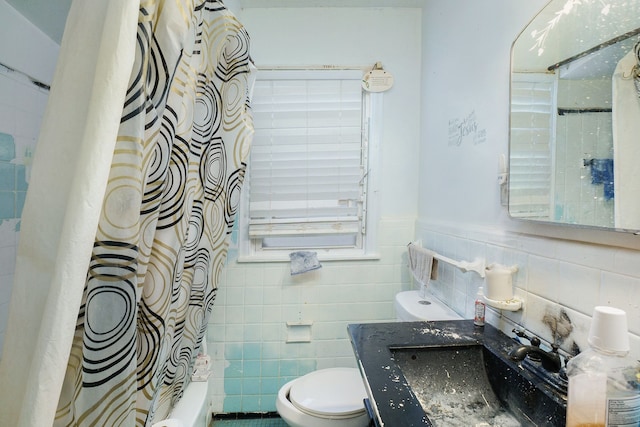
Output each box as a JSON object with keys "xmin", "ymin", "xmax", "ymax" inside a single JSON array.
[{"xmin": 565, "ymin": 306, "xmax": 640, "ymax": 427}]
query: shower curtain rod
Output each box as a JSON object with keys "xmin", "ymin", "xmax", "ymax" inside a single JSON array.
[
  {"xmin": 558, "ymin": 107, "xmax": 612, "ymax": 115},
  {"xmin": 547, "ymin": 27, "xmax": 640, "ymax": 71},
  {"xmin": 0, "ymin": 61, "xmax": 50, "ymax": 91}
]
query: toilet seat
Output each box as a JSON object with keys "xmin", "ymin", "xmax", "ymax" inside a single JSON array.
[{"xmin": 289, "ymin": 368, "xmax": 367, "ymax": 419}]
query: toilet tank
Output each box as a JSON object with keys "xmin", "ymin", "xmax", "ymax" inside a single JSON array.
[{"xmin": 394, "ymin": 290, "xmax": 462, "ymax": 322}]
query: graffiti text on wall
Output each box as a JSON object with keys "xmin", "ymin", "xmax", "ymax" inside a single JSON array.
[{"xmin": 448, "ymin": 110, "xmax": 486, "ymax": 146}]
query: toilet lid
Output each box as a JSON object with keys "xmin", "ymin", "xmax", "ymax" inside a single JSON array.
[{"xmin": 289, "ymin": 368, "xmax": 367, "ymax": 418}]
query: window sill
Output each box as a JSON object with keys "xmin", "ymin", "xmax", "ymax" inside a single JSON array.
[{"xmin": 236, "ymin": 252, "xmax": 381, "ymax": 263}]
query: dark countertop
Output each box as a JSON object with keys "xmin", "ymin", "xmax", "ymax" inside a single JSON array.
[{"xmin": 347, "ymin": 320, "xmax": 567, "ymax": 427}]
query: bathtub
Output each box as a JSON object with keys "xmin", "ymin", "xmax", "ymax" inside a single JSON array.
[{"xmin": 152, "ymin": 380, "xmax": 211, "ymax": 427}]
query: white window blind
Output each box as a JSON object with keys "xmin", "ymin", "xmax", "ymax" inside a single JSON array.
[
  {"xmin": 248, "ymin": 69, "xmax": 368, "ymax": 245},
  {"xmin": 509, "ymin": 74, "xmax": 556, "ymax": 219}
]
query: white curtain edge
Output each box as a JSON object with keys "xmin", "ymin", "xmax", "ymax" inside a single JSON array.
[{"xmin": 0, "ymin": 0, "xmax": 140, "ymax": 426}]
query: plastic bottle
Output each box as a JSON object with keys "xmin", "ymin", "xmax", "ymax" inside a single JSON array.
[
  {"xmin": 474, "ymin": 287, "xmax": 485, "ymax": 327},
  {"xmin": 565, "ymin": 306, "xmax": 640, "ymax": 427}
]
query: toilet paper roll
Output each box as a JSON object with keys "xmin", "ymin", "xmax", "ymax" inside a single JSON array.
[{"xmin": 484, "ymin": 264, "xmax": 517, "ymax": 301}]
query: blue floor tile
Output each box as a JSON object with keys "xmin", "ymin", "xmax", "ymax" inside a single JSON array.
[{"xmin": 212, "ymin": 418, "xmax": 287, "ymax": 426}]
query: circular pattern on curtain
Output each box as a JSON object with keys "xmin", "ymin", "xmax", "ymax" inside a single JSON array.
[{"xmin": 54, "ymin": 1, "xmax": 255, "ymax": 425}]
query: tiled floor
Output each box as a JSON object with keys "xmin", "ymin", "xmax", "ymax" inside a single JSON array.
[{"xmin": 211, "ymin": 415, "xmax": 288, "ymax": 427}]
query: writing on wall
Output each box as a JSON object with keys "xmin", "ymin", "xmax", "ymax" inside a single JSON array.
[{"xmin": 448, "ymin": 110, "xmax": 486, "ymax": 146}]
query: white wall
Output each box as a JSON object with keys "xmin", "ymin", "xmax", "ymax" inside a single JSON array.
[
  {"xmin": 0, "ymin": 1, "xmax": 58, "ymax": 85},
  {"xmin": 418, "ymin": 0, "xmax": 640, "ymax": 360},
  {"xmin": 4, "ymin": 0, "xmax": 639, "ymax": 418},
  {"xmin": 0, "ymin": 1, "xmax": 422, "ymax": 415},
  {"xmin": 244, "ymin": 7, "xmax": 422, "ymax": 218},
  {"xmin": 0, "ymin": 0, "xmax": 58, "ymax": 357},
  {"xmin": 419, "ymin": 0, "xmax": 541, "ymax": 225},
  {"xmin": 206, "ymin": 7, "xmax": 422, "ymax": 413}
]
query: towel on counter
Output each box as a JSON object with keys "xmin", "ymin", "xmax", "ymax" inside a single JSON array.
[
  {"xmin": 588, "ymin": 158, "xmax": 614, "ymax": 200},
  {"xmin": 289, "ymin": 251, "xmax": 322, "ymax": 275},
  {"xmin": 407, "ymin": 243, "xmax": 438, "ymax": 286}
]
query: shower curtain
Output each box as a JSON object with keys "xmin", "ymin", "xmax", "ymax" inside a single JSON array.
[{"xmin": 0, "ymin": 0, "xmax": 254, "ymax": 425}]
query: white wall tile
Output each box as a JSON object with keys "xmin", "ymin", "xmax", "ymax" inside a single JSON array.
[
  {"xmin": 503, "ymin": 287, "xmax": 526, "ymax": 326},
  {"xmin": 555, "ymin": 261, "xmax": 600, "ymax": 315},
  {"xmin": 0, "ymin": 2, "xmax": 56, "ymax": 356},
  {"xmin": 556, "ymin": 240, "xmax": 616, "ymax": 271},
  {"xmin": 0, "ymin": 246, "xmax": 16, "ymax": 282},
  {"xmin": 417, "ymin": 222, "xmax": 640, "ymax": 363},
  {"xmin": 520, "ymin": 292, "xmax": 559, "ymax": 345},
  {"xmin": 613, "ymin": 247, "xmax": 640, "ymax": 277},
  {"xmin": 600, "ymin": 272, "xmax": 640, "ymax": 336},
  {"xmin": 208, "ymin": 218, "xmax": 414, "ymax": 412},
  {"xmin": 527, "ymin": 255, "xmax": 559, "ymax": 302},
  {"xmin": 559, "ymin": 306, "xmax": 591, "ymax": 355}
]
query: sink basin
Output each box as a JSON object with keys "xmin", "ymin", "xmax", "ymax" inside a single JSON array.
[
  {"xmin": 347, "ymin": 320, "xmax": 567, "ymax": 427},
  {"xmin": 393, "ymin": 345, "xmax": 565, "ymax": 426}
]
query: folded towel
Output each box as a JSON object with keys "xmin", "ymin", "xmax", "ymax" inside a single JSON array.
[
  {"xmin": 588, "ymin": 158, "xmax": 614, "ymax": 200},
  {"xmin": 289, "ymin": 251, "xmax": 322, "ymax": 275},
  {"xmin": 407, "ymin": 243, "xmax": 438, "ymax": 286}
]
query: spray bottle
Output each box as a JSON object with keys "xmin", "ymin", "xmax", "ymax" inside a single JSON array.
[{"xmin": 474, "ymin": 287, "xmax": 485, "ymax": 327}]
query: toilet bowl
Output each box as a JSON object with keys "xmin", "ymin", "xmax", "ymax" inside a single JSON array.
[{"xmin": 276, "ymin": 367, "xmax": 370, "ymax": 427}]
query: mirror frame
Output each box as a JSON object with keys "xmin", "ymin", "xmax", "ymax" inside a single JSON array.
[{"xmin": 508, "ymin": 0, "xmax": 640, "ymax": 234}]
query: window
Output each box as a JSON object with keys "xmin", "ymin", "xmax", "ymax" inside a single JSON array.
[
  {"xmin": 238, "ymin": 68, "xmax": 381, "ymax": 261},
  {"xmin": 509, "ymin": 73, "xmax": 557, "ymax": 219}
]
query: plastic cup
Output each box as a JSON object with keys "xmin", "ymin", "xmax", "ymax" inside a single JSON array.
[{"xmin": 588, "ymin": 306, "xmax": 629, "ymax": 353}]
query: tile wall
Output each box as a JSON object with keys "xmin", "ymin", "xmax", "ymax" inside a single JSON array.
[
  {"xmin": 555, "ymin": 78, "xmax": 614, "ymax": 227},
  {"xmin": 0, "ymin": 67, "xmax": 49, "ymax": 355},
  {"xmin": 207, "ymin": 214, "xmax": 640, "ymax": 415},
  {"xmin": 417, "ymin": 219, "xmax": 640, "ymax": 361},
  {"xmin": 207, "ymin": 217, "xmax": 415, "ymax": 413}
]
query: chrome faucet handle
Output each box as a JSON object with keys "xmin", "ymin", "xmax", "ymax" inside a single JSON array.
[{"xmin": 512, "ymin": 328, "xmax": 541, "ymax": 347}]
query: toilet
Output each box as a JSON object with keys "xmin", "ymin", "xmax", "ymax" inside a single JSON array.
[
  {"xmin": 276, "ymin": 290, "xmax": 460, "ymax": 427},
  {"xmin": 394, "ymin": 290, "xmax": 462, "ymax": 321},
  {"xmin": 276, "ymin": 367, "xmax": 370, "ymax": 427}
]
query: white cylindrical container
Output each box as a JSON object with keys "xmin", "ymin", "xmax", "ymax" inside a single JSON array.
[{"xmin": 484, "ymin": 264, "xmax": 517, "ymax": 301}]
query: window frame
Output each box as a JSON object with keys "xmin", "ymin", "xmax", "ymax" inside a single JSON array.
[{"xmin": 237, "ymin": 67, "xmax": 382, "ymax": 262}]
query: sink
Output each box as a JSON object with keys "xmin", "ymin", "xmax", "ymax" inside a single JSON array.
[
  {"xmin": 347, "ymin": 320, "xmax": 567, "ymax": 427},
  {"xmin": 393, "ymin": 345, "xmax": 565, "ymax": 426}
]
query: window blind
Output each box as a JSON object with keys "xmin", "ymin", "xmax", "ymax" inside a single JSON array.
[
  {"xmin": 509, "ymin": 74, "xmax": 556, "ymax": 219},
  {"xmin": 248, "ymin": 69, "xmax": 367, "ymax": 238}
]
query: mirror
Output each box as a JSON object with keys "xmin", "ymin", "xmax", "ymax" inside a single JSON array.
[{"xmin": 509, "ymin": 0, "xmax": 640, "ymax": 232}]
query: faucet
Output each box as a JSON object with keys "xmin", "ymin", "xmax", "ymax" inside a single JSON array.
[{"xmin": 508, "ymin": 329, "xmax": 562, "ymax": 373}]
